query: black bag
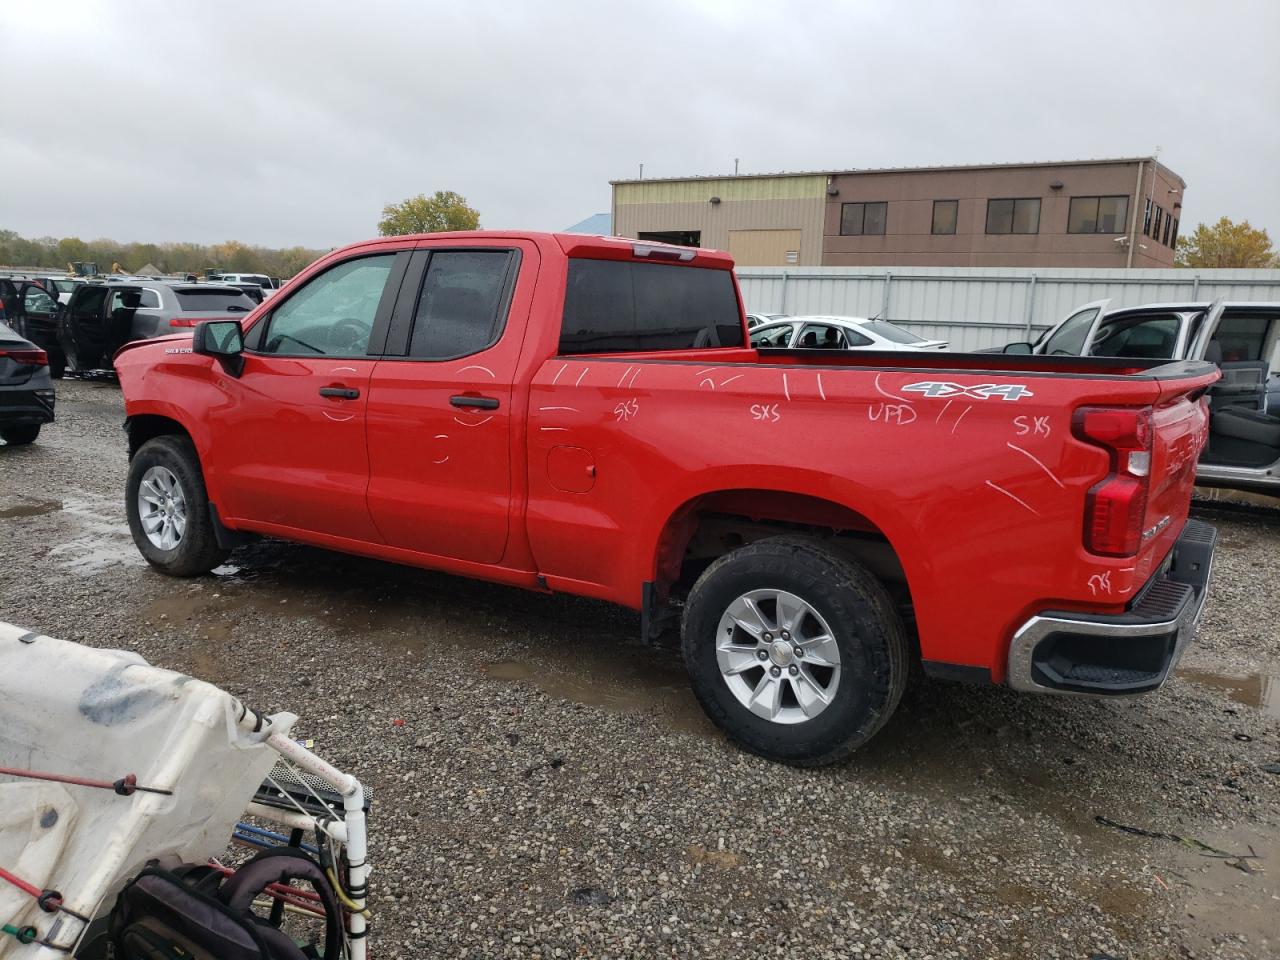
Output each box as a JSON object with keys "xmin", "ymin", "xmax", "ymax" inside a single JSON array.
[{"xmin": 108, "ymin": 848, "xmax": 345, "ymax": 960}]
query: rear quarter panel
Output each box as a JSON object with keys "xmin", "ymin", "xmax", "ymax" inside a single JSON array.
[{"xmin": 525, "ymin": 356, "xmax": 1209, "ymax": 681}]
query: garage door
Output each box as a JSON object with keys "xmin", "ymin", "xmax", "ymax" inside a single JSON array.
[{"xmin": 727, "ymin": 229, "xmax": 802, "ymax": 267}]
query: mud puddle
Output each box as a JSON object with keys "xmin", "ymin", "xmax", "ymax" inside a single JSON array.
[
  {"xmin": 0, "ymin": 498, "xmax": 62, "ymax": 519},
  {"xmin": 1179, "ymin": 666, "xmax": 1280, "ymax": 719},
  {"xmin": 46, "ymin": 496, "xmax": 145, "ymax": 574},
  {"xmin": 1161, "ymin": 823, "xmax": 1278, "ymax": 957}
]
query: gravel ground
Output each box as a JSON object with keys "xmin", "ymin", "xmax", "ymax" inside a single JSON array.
[{"xmin": 1, "ymin": 378, "xmax": 1278, "ymax": 959}]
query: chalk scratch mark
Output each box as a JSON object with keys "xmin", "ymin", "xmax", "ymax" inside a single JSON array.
[
  {"xmin": 540, "ymin": 426, "xmax": 569, "ymax": 432},
  {"xmin": 329, "ymin": 365, "xmax": 358, "ymax": 374},
  {"xmin": 935, "ymin": 399, "xmax": 954, "ymax": 423},
  {"xmin": 874, "ymin": 373, "xmax": 911, "ymax": 404},
  {"xmin": 550, "ymin": 363, "xmax": 568, "ymax": 385},
  {"xmin": 699, "ymin": 378, "xmax": 716, "ymax": 390},
  {"xmin": 627, "ymin": 367, "xmax": 642, "ymax": 388},
  {"xmin": 719, "ymin": 374, "xmax": 744, "ymax": 387},
  {"xmin": 433, "ymin": 455, "xmax": 449, "ymax": 464},
  {"xmin": 617, "ymin": 365, "xmax": 636, "ymax": 387},
  {"xmin": 950, "ymin": 404, "xmax": 972, "ymax": 434},
  {"xmin": 574, "ymin": 368, "xmax": 589, "ymax": 387},
  {"xmin": 540, "ymin": 406, "xmax": 579, "ymax": 412},
  {"xmin": 460, "ymin": 364, "xmax": 496, "ymax": 378},
  {"xmin": 985, "ymin": 480, "xmax": 1039, "ymax": 516},
  {"xmin": 454, "ymin": 415, "xmax": 493, "ymax": 426},
  {"xmin": 322, "ymin": 411, "xmax": 354, "ymax": 422},
  {"xmin": 817, "ymin": 373, "xmax": 826, "ymax": 401},
  {"xmin": 695, "ymin": 367, "xmax": 718, "ymax": 377},
  {"xmin": 783, "ymin": 372, "xmax": 791, "ymax": 402},
  {"xmin": 1007, "ymin": 442, "xmax": 1064, "ymax": 488}
]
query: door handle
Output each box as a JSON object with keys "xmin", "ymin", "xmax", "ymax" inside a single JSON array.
[
  {"xmin": 319, "ymin": 386, "xmax": 360, "ymax": 399},
  {"xmin": 450, "ymin": 395, "xmax": 500, "ymax": 410}
]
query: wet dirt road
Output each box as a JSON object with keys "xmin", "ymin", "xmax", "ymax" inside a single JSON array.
[{"xmin": 1, "ymin": 379, "xmax": 1278, "ymax": 959}]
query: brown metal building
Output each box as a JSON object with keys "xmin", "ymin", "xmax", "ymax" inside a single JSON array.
[{"xmin": 611, "ymin": 158, "xmax": 1185, "ymax": 268}]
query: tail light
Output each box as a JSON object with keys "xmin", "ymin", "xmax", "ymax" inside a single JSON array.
[
  {"xmin": 169, "ymin": 316, "xmax": 208, "ymax": 328},
  {"xmin": 1073, "ymin": 406, "xmax": 1153, "ymax": 557},
  {"xmin": 0, "ymin": 348, "xmax": 49, "ymax": 367}
]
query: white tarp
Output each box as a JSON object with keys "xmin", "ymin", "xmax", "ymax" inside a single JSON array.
[{"xmin": 0, "ymin": 622, "xmax": 293, "ymax": 956}]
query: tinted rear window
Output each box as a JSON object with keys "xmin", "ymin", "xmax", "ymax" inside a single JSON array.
[
  {"xmin": 175, "ymin": 288, "xmax": 255, "ymax": 312},
  {"xmin": 559, "ymin": 259, "xmax": 743, "ymax": 354},
  {"xmin": 865, "ymin": 320, "xmax": 926, "ymax": 344}
]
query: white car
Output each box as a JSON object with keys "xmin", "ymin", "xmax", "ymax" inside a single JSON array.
[{"xmin": 749, "ymin": 315, "xmax": 948, "ymax": 352}]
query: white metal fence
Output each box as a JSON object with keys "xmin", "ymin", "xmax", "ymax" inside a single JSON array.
[{"xmin": 736, "ymin": 266, "xmax": 1280, "ymax": 352}]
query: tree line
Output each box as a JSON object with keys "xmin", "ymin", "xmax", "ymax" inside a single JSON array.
[{"xmin": 0, "ymin": 230, "xmax": 326, "ymax": 278}]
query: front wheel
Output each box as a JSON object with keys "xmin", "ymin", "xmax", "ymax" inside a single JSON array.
[
  {"xmin": 682, "ymin": 535, "xmax": 908, "ymax": 766},
  {"xmin": 126, "ymin": 435, "xmax": 229, "ymax": 576}
]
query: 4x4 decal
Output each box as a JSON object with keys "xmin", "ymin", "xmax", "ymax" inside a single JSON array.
[{"xmin": 902, "ymin": 381, "xmax": 1034, "ymax": 401}]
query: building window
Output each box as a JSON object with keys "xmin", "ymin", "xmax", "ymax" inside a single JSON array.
[
  {"xmin": 985, "ymin": 198, "xmax": 1040, "ymax": 235},
  {"xmin": 931, "ymin": 200, "xmax": 958, "ymax": 235},
  {"xmin": 840, "ymin": 201, "xmax": 887, "ymax": 236},
  {"xmin": 1162, "ymin": 212, "xmax": 1172, "ymax": 247},
  {"xmin": 1068, "ymin": 196, "xmax": 1130, "ymax": 234},
  {"xmin": 1152, "ymin": 206, "xmax": 1163, "ymax": 242},
  {"xmin": 1143, "ymin": 198, "xmax": 1152, "ymax": 236},
  {"xmin": 1170, "ymin": 217, "xmax": 1179, "ymax": 248}
]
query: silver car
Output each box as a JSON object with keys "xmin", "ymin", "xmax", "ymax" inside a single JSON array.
[{"xmin": 60, "ymin": 281, "xmax": 256, "ymax": 373}]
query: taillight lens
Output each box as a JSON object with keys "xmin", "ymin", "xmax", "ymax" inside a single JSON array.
[
  {"xmin": 1073, "ymin": 406, "xmax": 1153, "ymax": 557},
  {"xmin": 169, "ymin": 317, "xmax": 199, "ymax": 327},
  {"xmin": 0, "ymin": 348, "xmax": 49, "ymax": 367}
]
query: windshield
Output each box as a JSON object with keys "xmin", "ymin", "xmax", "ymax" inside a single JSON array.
[{"xmin": 864, "ymin": 320, "xmax": 927, "ymax": 344}]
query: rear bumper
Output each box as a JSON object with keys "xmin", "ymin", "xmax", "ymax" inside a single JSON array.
[
  {"xmin": 1006, "ymin": 519, "xmax": 1216, "ymax": 695},
  {"xmin": 0, "ymin": 386, "xmax": 56, "ymax": 427}
]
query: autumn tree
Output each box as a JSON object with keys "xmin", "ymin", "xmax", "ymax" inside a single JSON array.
[
  {"xmin": 1176, "ymin": 217, "xmax": 1276, "ymax": 268},
  {"xmin": 377, "ymin": 191, "xmax": 480, "ymax": 236}
]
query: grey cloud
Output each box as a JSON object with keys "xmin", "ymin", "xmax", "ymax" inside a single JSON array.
[{"xmin": 2, "ymin": 0, "xmax": 1276, "ymax": 249}]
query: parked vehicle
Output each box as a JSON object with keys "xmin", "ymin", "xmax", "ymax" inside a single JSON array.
[
  {"xmin": 60, "ymin": 281, "xmax": 256, "ymax": 373},
  {"xmin": 218, "ymin": 272, "xmax": 278, "ymax": 299},
  {"xmin": 750, "ymin": 315, "xmax": 948, "ymax": 351},
  {"xmin": 0, "ymin": 320, "xmax": 55, "ymax": 445},
  {"xmin": 1000, "ymin": 299, "xmax": 1280, "ymax": 493},
  {"xmin": 116, "ymin": 232, "xmax": 1218, "ymax": 765},
  {"xmin": 1, "ymin": 279, "xmax": 66, "ymax": 377},
  {"xmin": 745, "ymin": 311, "xmax": 788, "ymax": 329}
]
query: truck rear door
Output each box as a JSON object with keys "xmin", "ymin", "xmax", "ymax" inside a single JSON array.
[{"xmin": 364, "ymin": 239, "xmax": 535, "ymax": 564}]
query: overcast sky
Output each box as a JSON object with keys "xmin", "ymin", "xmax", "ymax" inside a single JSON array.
[{"xmin": 3, "ymin": 0, "xmax": 1277, "ymax": 250}]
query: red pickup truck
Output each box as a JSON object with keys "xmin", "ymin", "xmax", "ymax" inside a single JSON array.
[{"xmin": 115, "ymin": 232, "xmax": 1219, "ymax": 765}]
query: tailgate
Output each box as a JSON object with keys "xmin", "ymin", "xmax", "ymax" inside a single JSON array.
[{"xmin": 1136, "ymin": 366, "xmax": 1218, "ymax": 570}]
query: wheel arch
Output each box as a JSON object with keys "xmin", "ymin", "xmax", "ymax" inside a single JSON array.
[{"xmin": 644, "ymin": 474, "xmax": 926, "ymax": 639}]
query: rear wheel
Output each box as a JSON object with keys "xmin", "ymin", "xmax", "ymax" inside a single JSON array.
[
  {"xmin": 126, "ymin": 435, "xmax": 229, "ymax": 576},
  {"xmin": 682, "ymin": 535, "xmax": 907, "ymax": 766},
  {"xmin": 0, "ymin": 424, "xmax": 40, "ymax": 446}
]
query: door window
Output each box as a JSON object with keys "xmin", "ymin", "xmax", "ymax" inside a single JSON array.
[
  {"xmin": 260, "ymin": 255, "xmax": 394, "ymax": 356},
  {"xmin": 797, "ymin": 324, "xmax": 849, "ymax": 349},
  {"xmin": 1089, "ymin": 314, "xmax": 1180, "ymax": 359},
  {"xmin": 1042, "ymin": 307, "xmax": 1100, "ymax": 356},
  {"xmin": 22, "ymin": 288, "xmax": 57, "ymax": 315},
  {"xmin": 407, "ymin": 250, "xmax": 515, "ymax": 359},
  {"xmin": 1212, "ymin": 314, "xmax": 1273, "ymax": 363},
  {"xmin": 750, "ymin": 324, "xmax": 795, "ymax": 348}
]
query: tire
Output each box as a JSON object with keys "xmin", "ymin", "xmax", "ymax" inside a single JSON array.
[
  {"xmin": 681, "ymin": 535, "xmax": 908, "ymax": 766},
  {"xmin": 125, "ymin": 435, "xmax": 229, "ymax": 576},
  {"xmin": 0, "ymin": 424, "xmax": 40, "ymax": 446}
]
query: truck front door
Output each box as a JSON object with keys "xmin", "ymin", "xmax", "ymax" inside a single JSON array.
[
  {"xmin": 214, "ymin": 251, "xmax": 406, "ymax": 542},
  {"xmin": 364, "ymin": 240, "xmax": 533, "ymax": 564}
]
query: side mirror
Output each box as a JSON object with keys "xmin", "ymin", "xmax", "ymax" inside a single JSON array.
[
  {"xmin": 1002, "ymin": 341, "xmax": 1034, "ymax": 355},
  {"xmin": 192, "ymin": 320, "xmax": 245, "ymax": 377}
]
